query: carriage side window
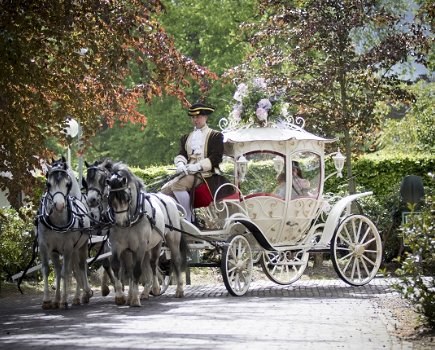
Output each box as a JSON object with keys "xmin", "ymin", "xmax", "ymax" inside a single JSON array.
[
  {"xmin": 291, "ymin": 152, "xmax": 321, "ymax": 199},
  {"xmin": 240, "ymin": 152, "xmax": 286, "ymax": 198}
]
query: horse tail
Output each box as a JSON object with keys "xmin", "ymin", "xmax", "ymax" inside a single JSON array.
[{"xmin": 179, "ymin": 232, "xmax": 190, "ymax": 272}]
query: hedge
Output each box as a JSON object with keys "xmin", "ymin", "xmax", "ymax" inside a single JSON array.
[{"xmin": 324, "ymin": 154, "xmax": 434, "ymax": 199}]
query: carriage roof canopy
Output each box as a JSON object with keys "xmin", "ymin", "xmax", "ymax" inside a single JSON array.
[{"xmin": 223, "ymin": 126, "xmax": 336, "ymax": 144}]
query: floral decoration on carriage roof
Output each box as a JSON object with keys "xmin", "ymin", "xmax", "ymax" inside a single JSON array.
[{"xmin": 226, "ymin": 77, "xmax": 304, "ymax": 129}]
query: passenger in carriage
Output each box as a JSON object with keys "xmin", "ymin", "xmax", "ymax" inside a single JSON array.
[
  {"xmin": 274, "ymin": 172, "xmax": 286, "ymax": 198},
  {"xmin": 161, "ymin": 102, "xmax": 233, "ymax": 224},
  {"xmin": 291, "ymin": 161, "xmax": 310, "ymax": 199}
]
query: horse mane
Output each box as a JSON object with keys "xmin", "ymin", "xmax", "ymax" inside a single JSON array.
[{"xmin": 111, "ymin": 162, "xmax": 144, "ymax": 191}]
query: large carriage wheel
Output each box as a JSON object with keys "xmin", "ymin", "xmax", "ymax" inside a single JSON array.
[
  {"xmin": 221, "ymin": 235, "xmax": 253, "ymax": 296},
  {"xmin": 261, "ymin": 250, "xmax": 309, "ymax": 285},
  {"xmin": 331, "ymin": 214, "xmax": 382, "ymax": 286}
]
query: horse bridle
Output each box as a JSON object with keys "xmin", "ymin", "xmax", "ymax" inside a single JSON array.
[
  {"xmin": 87, "ymin": 166, "xmax": 110, "ymax": 200},
  {"xmin": 39, "ymin": 167, "xmax": 76, "ymax": 231},
  {"xmin": 45, "ymin": 168, "xmax": 73, "ymax": 207},
  {"xmin": 107, "ymin": 173, "xmax": 148, "ymax": 227}
]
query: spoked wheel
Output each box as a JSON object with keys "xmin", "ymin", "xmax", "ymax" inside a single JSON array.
[
  {"xmin": 331, "ymin": 214, "xmax": 382, "ymax": 286},
  {"xmin": 261, "ymin": 250, "xmax": 309, "ymax": 285},
  {"xmin": 252, "ymin": 251, "xmax": 263, "ymax": 265},
  {"xmin": 221, "ymin": 235, "xmax": 253, "ymax": 296}
]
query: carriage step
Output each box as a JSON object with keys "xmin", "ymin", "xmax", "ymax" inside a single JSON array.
[
  {"xmin": 188, "ymin": 262, "xmax": 220, "ymax": 268},
  {"xmin": 308, "ymin": 248, "xmax": 330, "ymax": 253}
]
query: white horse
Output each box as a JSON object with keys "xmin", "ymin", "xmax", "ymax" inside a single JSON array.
[
  {"xmin": 87, "ymin": 160, "xmax": 188, "ymax": 299},
  {"xmin": 37, "ymin": 156, "xmax": 93, "ymax": 309},
  {"xmin": 106, "ymin": 162, "xmax": 166, "ymax": 306},
  {"xmin": 84, "ymin": 159, "xmax": 116, "ymax": 296}
]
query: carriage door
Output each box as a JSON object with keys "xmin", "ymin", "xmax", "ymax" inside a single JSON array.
[
  {"xmin": 280, "ymin": 151, "xmax": 322, "ymax": 245},
  {"xmin": 238, "ymin": 151, "xmax": 287, "ymax": 245}
]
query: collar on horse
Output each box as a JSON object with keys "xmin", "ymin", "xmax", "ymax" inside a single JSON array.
[
  {"xmin": 37, "ymin": 194, "xmax": 85, "ymax": 233},
  {"xmin": 107, "ymin": 186, "xmax": 157, "ymax": 229}
]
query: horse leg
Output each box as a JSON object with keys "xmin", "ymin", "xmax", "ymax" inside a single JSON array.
[
  {"xmin": 101, "ymin": 243, "xmax": 115, "ymax": 296},
  {"xmin": 130, "ymin": 250, "xmax": 143, "ymax": 307},
  {"xmin": 72, "ymin": 255, "xmax": 82, "ymax": 305},
  {"xmin": 150, "ymin": 243, "xmax": 163, "ymax": 296},
  {"xmin": 140, "ymin": 252, "xmax": 153, "ymax": 300},
  {"xmin": 51, "ymin": 252, "xmax": 63, "ymax": 309},
  {"xmin": 40, "ymin": 247, "xmax": 53, "ymax": 309},
  {"xmin": 60, "ymin": 252, "xmax": 72, "ymax": 309},
  {"xmin": 101, "ymin": 268, "xmax": 111, "ymax": 297},
  {"xmin": 77, "ymin": 244, "xmax": 93, "ymax": 304},
  {"xmin": 111, "ymin": 250, "xmax": 126, "ymax": 305},
  {"xmin": 166, "ymin": 232, "xmax": 186, "ymax": 298}
]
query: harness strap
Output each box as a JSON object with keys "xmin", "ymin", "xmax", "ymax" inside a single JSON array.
[
  {"xmin": 143, "ymin": 193, "xmax": 165, "ymax": 241},
  {"xmin": 88, "ymin": 230, "xmax": 110, "ymax": 266}
]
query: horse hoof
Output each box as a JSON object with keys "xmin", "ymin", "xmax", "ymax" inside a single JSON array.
[
  {"xmin": 130, "ymin": 299, "xmax": 141, "ymax": 307},
  {"xmin": 60, "ymin": 302, "xmax": 68, "ymax": 309},
  {"xmin": 42, "ymin": 301, "xmax": 52, "ymax": 310},
  {"xmin": 140, "ymin": 292, "xmax": 150, "ymax": 300},
  {"xmin": 53, "ymin": 301, "xmax": 60, "ymax": 309},
  {"xmin": 115, "ymin": 296, "xmax": 126, "ymax": 305},
  {"xmin": 175, "ymin": 290, "xmax": 184, "ymax": 298},
  {"xmin": 81, "ymin": 289, "xmax": 93, "ymax": 304},
  {"xmin": 72, "ymin": 298, "xmax": 81, "ymax": 305},
  {"xmin": 102, "ymin": 286, "xmax": 110, "ymax": 297}
]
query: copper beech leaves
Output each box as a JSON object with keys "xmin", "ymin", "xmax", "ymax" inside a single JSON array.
[{"xmin": 0, "ymin": 0, "xmax": 217, "ymax": 209}]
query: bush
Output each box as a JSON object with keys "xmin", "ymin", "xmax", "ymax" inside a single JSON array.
[
  {"xmin": 0, "ymin": 206, "xmax": 36, "ymax": 282},
  {"xmin": 392, "ymin": 176, "xmax": 435, "ymax": 328}
]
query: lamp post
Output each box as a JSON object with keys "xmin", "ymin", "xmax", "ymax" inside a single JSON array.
[
  {"xmin": 64, "ymin": 117, "xmax": 83, "ymax": 187},
  {"xmin": 64, "ymin": 117, "xmax": 79, "ymax": 168}
]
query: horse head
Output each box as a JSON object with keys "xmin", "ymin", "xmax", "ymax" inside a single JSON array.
[
  {"xmin": 107, "ymin": 162, "xmax": 143, "ymax": 227},
  {"xmin": 45, "ymin": 156, "xmax": 73, "ymax": 213},
  {"xmin": 85, "ymin": 159, "xmax": 113, "ymax": 209}
]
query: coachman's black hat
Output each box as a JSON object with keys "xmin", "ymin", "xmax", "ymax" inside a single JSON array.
[{"xmin": 188, "ymin": 102, "xmax": 215, "ymax": 116}]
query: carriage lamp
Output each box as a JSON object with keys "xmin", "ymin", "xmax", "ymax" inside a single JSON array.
[
  {"xmin": 273, "ymin": 156, "xmax": 284, "ymax": 174},
  {"xmin": 332, "ymin": 148, "xmax": 346, "ymax": 178},
  {"xmin": 237, "ymin": 155, "xmax": 248, "ymax": 183}
]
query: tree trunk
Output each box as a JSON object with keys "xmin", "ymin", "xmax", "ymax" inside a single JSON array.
[
  {"xmin": 344, "ymin": 128, "xmax": 356, "ymax": 194},
  {"xmin": 339, "ymin": 57, "xmax": 356, "ymax": 195}
]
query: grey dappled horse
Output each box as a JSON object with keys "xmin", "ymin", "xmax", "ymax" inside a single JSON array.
[
  {"xmin": 107, "ymin": 162, "xmax": 166, "ymax": 306},
  {"xmin": 84, "ymin": 159, "xmax": 116, "ymax": 296},
  {"xmin": 37, "ymin": 157, "xmax": 93, "ymax": 309},
  {"xmin": 86, "ymin": 160, "xmax": 188, "ymax": 299}
]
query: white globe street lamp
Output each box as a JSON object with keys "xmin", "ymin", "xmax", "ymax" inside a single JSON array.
[
  {"xmin": 64, "ymin": 117, "xmax": 83, "ymax": 187},
  {"xmin": 65, "ymin": 117, "xmax": 79, "ymax": 138}
]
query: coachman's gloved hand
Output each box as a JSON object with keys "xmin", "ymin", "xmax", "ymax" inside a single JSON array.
[
  {"xmin": 176, "ymin": 162, "xmax": 188, "ymax": 175},
  {"xmin": 186, "ymin": 163, "xmax": 202, "ymax": 173}
]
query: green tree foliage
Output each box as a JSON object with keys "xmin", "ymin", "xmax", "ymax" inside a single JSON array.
[
  {"xmin": 377, "ymin": 81, "xmax": 435, "ymax": 155},
  {"xmin": 86, "ymin": 0, "xmax": 258, "ymax": 167},
  {"xmin": 393, "ymin": 178, "xmax": 435, "ymax": 327},
  {"xmin": 0, "ymin": 0, "xmax": 216, "ymax": 209},
  {"xmin": 0, "ymin": 207, "xmax": 35, "ymax": 281},
  {"xmin": 227, "ymin": 0, "xmax": 430, "ymax": 193}
]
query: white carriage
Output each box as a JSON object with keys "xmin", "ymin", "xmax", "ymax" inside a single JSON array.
[{"xmin": 176, "ymin": 118, "xmax": 383, "ymax": 296}]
